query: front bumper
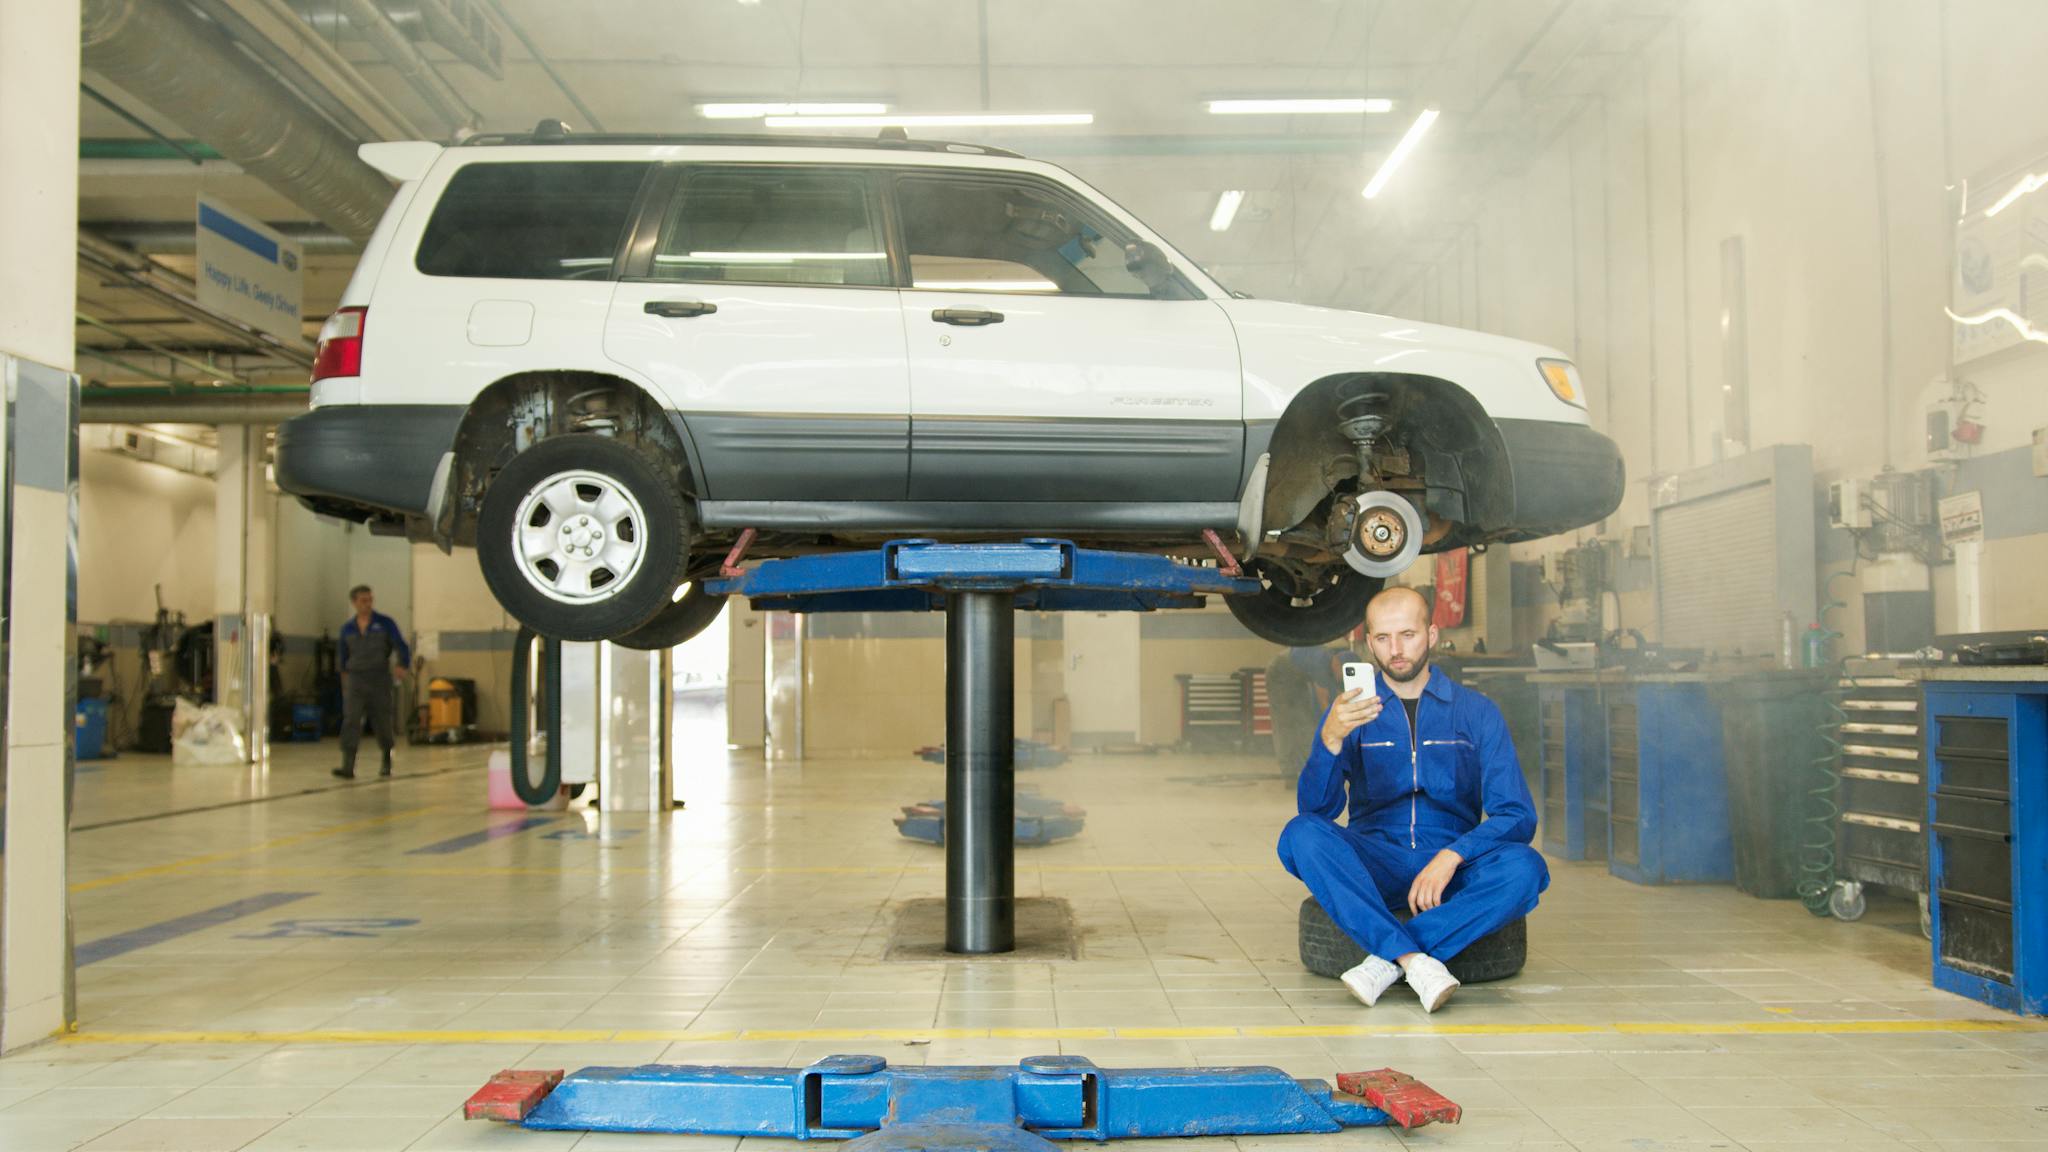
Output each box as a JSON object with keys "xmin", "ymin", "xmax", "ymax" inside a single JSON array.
[
  {"xmin": 1492, "ymin": 418, "xmax": 1625, "ymax": 536},
  {"xmin": 274, "ymin": 403, "xmax": 465, "ymax": 519}
]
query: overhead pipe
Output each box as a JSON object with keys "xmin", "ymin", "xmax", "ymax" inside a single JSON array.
[
  {"xmin": 80, "ymin": 0, "xmax": 394, "ymax": 242},
  {"xmin": 479, "ymin": 0, "xmax": 605, "ymax": 131},
  {"xmin": 77, "ymin": 231, "xmax": 316, "ymax": 367},
  {"xmin": 77, "ymin": 312, "xmax": 249, "ymax": 384},
  {"xmin": 196, "ymin": 0, "xmax": 425, "ymax": 141},
  {"xmin": 87, "ymin": 220, "xmax": 357, "ymax": 256},
  {"xmin": 82, "ymin": 390, "xmax": 309, "ymax": 425},
  {"xmin": 334, "ymin": 0, "xmax": 479, "ymax": 136}
]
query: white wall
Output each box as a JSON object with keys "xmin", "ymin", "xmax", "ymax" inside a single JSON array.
[
  {"xmin": 1385, "ymin": 0, "xmax": 2048, "ymax": 639},
  {"xmin": 77, "ymin": 447, "xmax": 215, "ymax": 624},
  {"xmin": 409, "ymin": 543, "xmax": 517, "ymax": 733},
  {"xmin": 272, "ymin": 496, "xmax": 353, "ymax": 641}
]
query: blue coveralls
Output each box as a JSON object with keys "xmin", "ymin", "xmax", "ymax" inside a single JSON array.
[{"xmin": 1277, "ymin": 668, "xmax": 1548, "ymax": 963}]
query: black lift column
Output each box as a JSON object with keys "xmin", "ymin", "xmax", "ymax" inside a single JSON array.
[{"xmin": 943, "ymin": 590, "xmax": 1015, "ymax": 953}]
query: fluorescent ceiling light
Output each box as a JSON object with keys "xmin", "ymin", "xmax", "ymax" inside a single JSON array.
[
  {"xmin": 698, "ymin": 102, "xmax": 888, "ymax": 119},
  {"xmin": 764, "ymin": 112, "xmax": 1093, "ymax": 128},
  {"xmin": 1209, "ymin": 189, "xmax": 1245, "ymax": 232},
  {"xmin": 1207, "ymin": 98, "xmax": 1393, "ymax": 115},
  {"xmin": 913, "ymin": 279, "xmax": 1058, "ymax": 292},
  {"xmin": 1362, "ymin": 108, "xmax": 1440, "ymax": 200}
]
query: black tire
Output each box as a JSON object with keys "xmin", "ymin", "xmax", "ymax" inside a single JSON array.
[
  {"xmin": 507, "ymin": 626, "xmax": 561, "ymax": 806},
  {"xmin": 477, "ymin": 435, "xmax": 689, "ymax": 642},
  {"xmin": 612, "ymin": 581, "xmax": 728, "ymax": 651},
  {"xmin": 1226, "ymin": 564, "xmax": 1382, "ymax": 646},
  {"xmin": 1297, "ymin": 897, "xmax": 1527, "ymax": 984}
]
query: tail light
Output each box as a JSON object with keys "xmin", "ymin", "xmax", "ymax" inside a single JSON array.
[{"xmin": 312, "ymin": 306, "xmax": 367, "ymax": 381}]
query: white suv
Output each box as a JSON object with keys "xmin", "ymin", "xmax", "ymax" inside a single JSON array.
[{"xmin": 277, "ymin": 122, "xmax": 1623, "ymax": 649}]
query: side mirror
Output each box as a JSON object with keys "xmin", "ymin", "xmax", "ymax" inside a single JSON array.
[{"xmin": 1123, "ymin": 241, "xmax": 1173, "ymax": 290}]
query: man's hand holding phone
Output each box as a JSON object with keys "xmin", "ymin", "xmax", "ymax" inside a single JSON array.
[{"xmin": 1320, "ymin": 667, "xmax": 1382, "ymax": 755}]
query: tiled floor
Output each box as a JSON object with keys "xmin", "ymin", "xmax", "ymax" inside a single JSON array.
[{"xmin": 9, "ymin": 732, "xmax": 2045, "ymax": 1150}]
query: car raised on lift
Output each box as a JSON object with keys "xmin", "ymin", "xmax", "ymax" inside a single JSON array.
[{"xmin": 277, "ymin": 122, "xmax": 1624, "ymax": 649}]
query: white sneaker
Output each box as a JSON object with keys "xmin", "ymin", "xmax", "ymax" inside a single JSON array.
[
  {"xmin": 1402, "ymin": 955, "xmax": 1461, "ymax": 1013},
  {"xmin": 1339, "ymin": 955, "xmax": 1403, "ymax": 1007}
]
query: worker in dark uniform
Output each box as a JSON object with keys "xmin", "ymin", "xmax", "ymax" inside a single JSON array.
[
  {"xmin": 1266, "ymin": 644, "xmax": 1360, "ymax": 775},
  {"xmin": 332, "ymin": 584, "xmax": 412, "ymax": 779},
  {"xmin": 1277, "ymin": 586, "xmax": 1546, "ymax": 1013}
]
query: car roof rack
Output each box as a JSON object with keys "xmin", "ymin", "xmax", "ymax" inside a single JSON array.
[{"xmin": 454, "ymin": 118, "xmax": 1026, "ymax": 160}]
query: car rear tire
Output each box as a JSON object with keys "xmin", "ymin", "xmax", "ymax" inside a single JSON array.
[
  {"xmin": 477, "ymin": 435, "xmax": 689, "ymax": 642},
  {"xmin": 1226, "ymin": 563, "xmax": 1382, "ymax": 646},
  {"xmin": 612, "ymin": 580, "xmax": 728, "ymax": 651}
]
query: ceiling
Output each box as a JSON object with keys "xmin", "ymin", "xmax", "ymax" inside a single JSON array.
[{"xmin": 75, "ymin": 0, "xmax": 1677, "ymax": 389}]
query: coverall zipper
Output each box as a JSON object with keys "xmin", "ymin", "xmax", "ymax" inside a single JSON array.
[{"xmin": 1407, "ymin": 695, "xmax": 1421, "ymax": 848}]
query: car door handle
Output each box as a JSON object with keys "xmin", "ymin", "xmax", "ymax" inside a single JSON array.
[
  {"xmin": 645, "ymin": 299, "xmax": 718, "ymax": 318},
  {"xmin": 931, "ymin": 307, "xmax": 1004, "ymax": 326}
]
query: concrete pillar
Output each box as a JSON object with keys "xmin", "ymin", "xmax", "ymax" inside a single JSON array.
[
  {"xmin": 0, "ymin": 0, "xmax": 82, "ymax": 1054},
  {"xmin": 764, "ymin": 613, "xmax": 804, "ymax": 759},
  {"xmin": 214, "ymin": 427, "xmax": 274, "ymax": 762},
  {"xmin": 557, "ymin": 642, "xmax": 600, "ymax": 788},
  {"xmin": 725, "ymin": 605, "xmax": 766, "ymax": 749},
  {"xmin": 1062, "ymin": 612, "xmax": 1140, "ymax": 748},
  {"xmin": 597, "ymin": 643, "xmax": 672, "ymax": 812}
]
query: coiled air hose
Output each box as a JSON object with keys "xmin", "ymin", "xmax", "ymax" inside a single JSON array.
[
  {"xmin": 1797, "ymin": 570, "xmax": 1854, "ymax": 916},
  {"xmin": 508, "ymin": 625, "xmax": 562, "ymax": 805}
]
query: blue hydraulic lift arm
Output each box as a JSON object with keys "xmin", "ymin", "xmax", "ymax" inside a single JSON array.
[{"xmin": 702, "ymin": 539, "xmax": 1264, "ymax": 613}]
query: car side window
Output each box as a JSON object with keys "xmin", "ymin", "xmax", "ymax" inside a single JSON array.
[
  {"xmin": 650, "ymin": 167, "xmax": 889, "ymax": 287},
  {"xmin": 416, "ymin": 161, "xmax": 650, "ymax": 280},
  {"xmin": 895, "ymin": 173, "xmax": 1195, "ymax": 300}
]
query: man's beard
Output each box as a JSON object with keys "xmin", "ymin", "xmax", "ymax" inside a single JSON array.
[{"xmin": 1380, "ymin": 645, "xmax": 1432, "ymax": 684}]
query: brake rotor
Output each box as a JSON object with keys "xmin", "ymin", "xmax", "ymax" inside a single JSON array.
[{"xmin": 1341, "ymin": 491, "xmax": 1424, "ymax": 577}]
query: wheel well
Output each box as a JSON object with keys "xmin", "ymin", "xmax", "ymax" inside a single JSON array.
[
  {"xmin": 444, "ymin": 371, "xmax": 692, "ymax": 548},
  {"xmin": 1261, "ymin": 372, "xmax": 1513, "ymax": 545}
]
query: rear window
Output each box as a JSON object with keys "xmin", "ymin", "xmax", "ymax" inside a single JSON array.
[
  {"xmin": 650, "ymin": 168, "xmax": 888, "ymax": 287},
  {"xmin": 415, "ymin": 161, "xmax": 650, "ymax": 280}
]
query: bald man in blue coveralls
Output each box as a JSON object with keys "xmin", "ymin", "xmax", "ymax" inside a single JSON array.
[{"xmin": 1278, "ymin": 586, "xmax": 1547, "ymax": 1012}]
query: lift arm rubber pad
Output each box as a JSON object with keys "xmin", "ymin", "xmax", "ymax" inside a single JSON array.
[
  {"xmin": 1335, "ymin": 1069, "xmax": 1461, "ymax": 1129},
  {"xmin": 465, "ymin": 1069, "xmax": 565, "ymax": 1122}
]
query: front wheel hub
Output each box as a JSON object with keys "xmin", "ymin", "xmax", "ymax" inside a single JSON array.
[{"xmin": 1341, "ymin": 491, "xmax": 1424, "ymax": 578}]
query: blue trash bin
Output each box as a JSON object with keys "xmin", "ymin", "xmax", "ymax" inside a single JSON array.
[{"xmin": 75, "ymin": 697, "xmax": 109, "ymax": 760}]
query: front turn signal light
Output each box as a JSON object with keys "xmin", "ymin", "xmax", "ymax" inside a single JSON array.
[{"xmin": 1537, "ymin": 358, "xmax": 1584, "ymax": 408}]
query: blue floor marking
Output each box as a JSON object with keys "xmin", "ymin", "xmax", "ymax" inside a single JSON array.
[
  {"xmin": 76, "ymin": 892, "xmax": 316, "ymax": 966},
  {"xmin": 405, "ymin": 815, "xmax": 557, "ymax": 856}
]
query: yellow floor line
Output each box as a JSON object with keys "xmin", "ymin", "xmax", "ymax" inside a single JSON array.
[
  {"xmin": 142, "ymin": 862, "xmax": 1275, "ymax": 882},
  {"xmin": 68, "ymin": 806, "xmax": 447, "ymax": 893},
  {"xmin": 58, "ymin": 1017, "xmax": 2044, "ymax": 1047}
]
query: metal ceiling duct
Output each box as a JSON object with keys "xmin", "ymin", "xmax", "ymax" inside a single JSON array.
[{"xmin": 80, "ymin": 0, "xmax": 394, "ymax": 242}]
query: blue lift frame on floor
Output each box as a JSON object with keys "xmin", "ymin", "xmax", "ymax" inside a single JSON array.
[
  {"xmin": 465, "ymin": 542, "xmax": 1466, "ymax": 1142},
  {"xmin": 466, "ymin": 1056, "xmax": 1461, "ymax": 1142},
  {"xmin": 704, "ymin": 538, "xmax": 1260, "ymax": 955}
]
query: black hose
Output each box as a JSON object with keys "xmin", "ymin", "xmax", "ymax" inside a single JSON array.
[{"xmin": 507, "ymin": 625, "xmax": 561, "ymax": 805}]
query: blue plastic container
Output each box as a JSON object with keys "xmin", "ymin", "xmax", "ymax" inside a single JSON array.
[
  {"xmin": 74, "ymin": 698, "xmax": 109, "ymax": 761},
  {"xmin": 291, "ymin": 703, "xmax": 323, "ymax": 742}
]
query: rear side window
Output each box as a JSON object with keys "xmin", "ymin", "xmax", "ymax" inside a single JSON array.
[
  {"xmin": 895, "ymin": 174, "xmax": 1195, "ymax": 299},
  {"xmin": 649, "ymin": 167, "xmax": 888, "ymax": 287},
  {"xmin": 416, "ymin": 161, "xmax": 650, "ymax": 279}
]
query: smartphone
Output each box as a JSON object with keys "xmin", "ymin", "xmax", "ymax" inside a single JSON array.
[{"xmin": 1341, "ymin": 662, "xmax": 1374, "ymax": 697}]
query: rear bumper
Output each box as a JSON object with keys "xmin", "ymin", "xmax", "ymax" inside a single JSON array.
[
  {"xmin": 274, "ymin": 403, "xmax": 465, "ymax": 519},
  {"xmin": 1492, "ymin": 418, "xmax": 1625, "ymax": 536}
]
